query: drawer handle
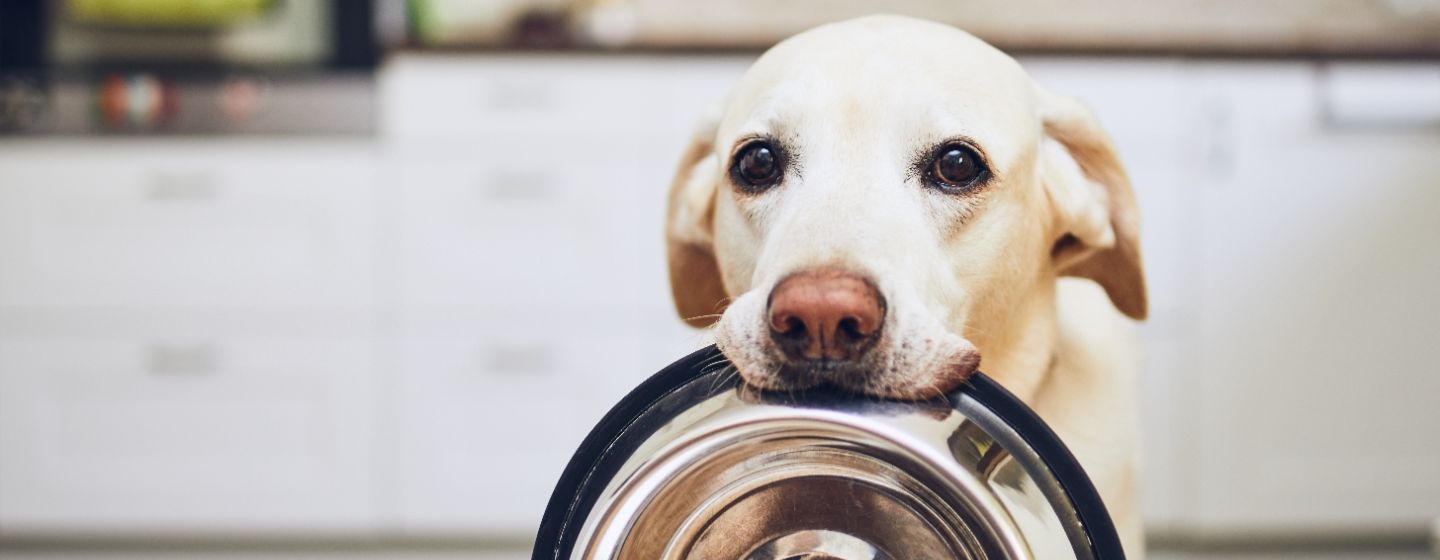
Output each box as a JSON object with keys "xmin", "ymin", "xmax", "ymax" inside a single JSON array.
[
  {"xmin": 1320, "ymin": 63, "xmax": 1440, "ymax": 130},
  {"xmin": 484, "ymin": 344, "xmax": 556, "ymax": 376},
  {"xmin": 481, "ymin": 170, "xmax": 557, "ymax": 200},
  {"xmin": 146, "ymin": 169, "xmax": 218, "ymax": 201},
  {"xmin": 146, "ymin": 342, "xmax": 220, "ymax": 375},
  {"xmin": 481, "ymin": 81, "xmax": 556, "ymax": 112}
]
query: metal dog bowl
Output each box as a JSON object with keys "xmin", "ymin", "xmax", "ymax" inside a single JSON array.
[{"xmin": 532, "ymin": 346, "xmax": 1124, "ymax": 559}]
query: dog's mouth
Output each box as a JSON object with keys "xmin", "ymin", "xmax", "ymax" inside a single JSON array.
[{"xmin": 713, "ymin": 287, "xmax": 983, "ymax": 402}]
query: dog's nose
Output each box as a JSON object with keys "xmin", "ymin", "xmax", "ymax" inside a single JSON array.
[{"xmin": 767, "ymin": 270, "xmax": 886, "ymax": 363}]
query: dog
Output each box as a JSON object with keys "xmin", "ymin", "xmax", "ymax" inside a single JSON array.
[{"xmin": 663, "ymin": 15, "xmax": 1148, "ymax": 557}]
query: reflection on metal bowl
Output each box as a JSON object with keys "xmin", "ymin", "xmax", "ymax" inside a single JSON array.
[{"xmin": 533, "ymin": 345, "xmax": 1125, "ymax": 560}]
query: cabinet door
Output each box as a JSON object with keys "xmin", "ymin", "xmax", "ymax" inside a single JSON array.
[
  {"xmin": 0, "ymin": 335, "xmax": 378, "ymax": 533},
  {"xmin": 395, "ymin": 308, "xmax": 698, "ymax": 534},
  {"xmin": 0, "ymin": 140, "xmax": 377, "ymax": 309},
  {"xmin": 394, "ymin": 140, "xmax": 675, "ymax": 312},
  {"xmin": 1190, "ymin": 62, "xmax": 1440, "ymax": 532}
]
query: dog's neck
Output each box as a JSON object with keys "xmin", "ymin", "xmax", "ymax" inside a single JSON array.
[{"xmin": 964, "ymin": 280, "xmax": 1060, "ymax": 404}]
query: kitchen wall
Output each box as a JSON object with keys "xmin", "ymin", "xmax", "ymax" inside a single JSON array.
[{"xmin": 1, "ymin": 13, "xmax": 1439, "ymax": 559}]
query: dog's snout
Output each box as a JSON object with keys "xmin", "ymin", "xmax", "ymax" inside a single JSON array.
[{"xmin": 767, "ymin": 270, "xmax": 886, "ymax": 363}]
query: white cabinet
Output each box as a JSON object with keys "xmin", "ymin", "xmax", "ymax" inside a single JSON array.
[
  {"xmin": 1187, "ymin": 62, "xmax": 1440, "ymax": 533},
  {"xmin": 0, "ymin": 141, "xmax": 379, "ymax": 309},
  {"xmin": 2, "ymin": 55, "xmax": 1436, "ymax": 541}
]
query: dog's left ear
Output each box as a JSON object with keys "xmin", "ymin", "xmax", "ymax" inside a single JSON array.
[{"xmin": 1038, "ymin": 89, "xmax": 1148, "ymax": 320}]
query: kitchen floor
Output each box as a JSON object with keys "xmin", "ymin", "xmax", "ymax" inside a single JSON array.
[
  {"xmin": 0, "ymin": 549, "xmax": 1434, "ymax": 559},
  {"xmin": 1153, "ymin": 553, "xmax": 1434, "ymax": 560}
]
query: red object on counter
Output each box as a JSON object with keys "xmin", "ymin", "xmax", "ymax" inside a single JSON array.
[{"xmin": 95, "ymin": 73, "xmax": 178, "ymax": 130}]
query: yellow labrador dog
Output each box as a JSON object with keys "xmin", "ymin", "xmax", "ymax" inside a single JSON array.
[{"xmin": 665, "ymin": 15, "xmax": 1148, "ymax": 557}]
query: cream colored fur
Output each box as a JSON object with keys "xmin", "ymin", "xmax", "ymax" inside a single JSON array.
[{"xmin": 665, "ymin": 15, "xmax": 1148, "ymax": 557}]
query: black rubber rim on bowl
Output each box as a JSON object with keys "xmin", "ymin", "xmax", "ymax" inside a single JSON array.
[{"xmin": 531, "ymin": 345, "xmax": 1126, "ymax": 560}]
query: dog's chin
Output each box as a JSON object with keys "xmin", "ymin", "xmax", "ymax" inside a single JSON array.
[
  {"xmin": 764, "ymin": 360, "xmax": 871, "ymax": 394},
  {"xmin": 721, "ymin": 339, "xmax": 983, "ymax": 402}
]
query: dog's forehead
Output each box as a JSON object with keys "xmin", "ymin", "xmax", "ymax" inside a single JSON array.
[{"xmin": 719, "ymin": 16, "xmax": 1039, "ymax": 163}]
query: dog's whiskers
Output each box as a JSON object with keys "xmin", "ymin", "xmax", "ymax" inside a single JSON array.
[
  {"xmin": 704, "ymin": 363, "xmax": 740, "ymax": 394},
  {"xmin": 926, "ymin": 380, "xmax": 951, "ymax": 406},
  {"xmin": 697, "ymin": 355, "xmax": 730, "ymax": 373}
]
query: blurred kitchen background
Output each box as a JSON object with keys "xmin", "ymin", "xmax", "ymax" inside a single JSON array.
[{"xmin": 0, "ymin": 1, "xmax": 1438, "ymax": 558}]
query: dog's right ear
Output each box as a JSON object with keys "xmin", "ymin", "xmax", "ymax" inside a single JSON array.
[{"xmin": 666, "ymin": 111, "xmax": 728, "ymax": 328}]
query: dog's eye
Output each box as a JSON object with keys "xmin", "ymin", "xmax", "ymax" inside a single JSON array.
[
  {"xmin": 928, "ymin": 144, "xmax": 986, "ymax": 192},
  {"xmin": 732, "ymin": 141, "xmax": 782, "ymax": 191}
]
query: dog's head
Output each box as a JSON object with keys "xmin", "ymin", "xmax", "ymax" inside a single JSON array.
[{"xmin": 666, "ymin": 15, "xmax": 1145, "ymax": 400}]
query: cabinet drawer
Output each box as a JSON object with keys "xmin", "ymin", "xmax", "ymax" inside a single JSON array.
[
  {"xmin": 0, "ymin": 335, "xmax": 378, "ymax": 532},
  {"xmin": 0, "ymin": 141, "xmax": 377, "ymax": 309},
  {"xmin": 396, "ymin": 308, "xmax": 696, "ymax": 533},
  {"xmin": 381, "ymin": 55, "xmax": 750, "ymax": 141},
  {"xmin": 397, "ymin": 147, "xmax": 675, "ymax": 310}
]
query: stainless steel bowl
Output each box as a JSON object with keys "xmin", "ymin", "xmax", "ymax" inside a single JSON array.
[{"xmin": 533, "ymin": 346, "xmax": 1124, "ymax": 560}]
